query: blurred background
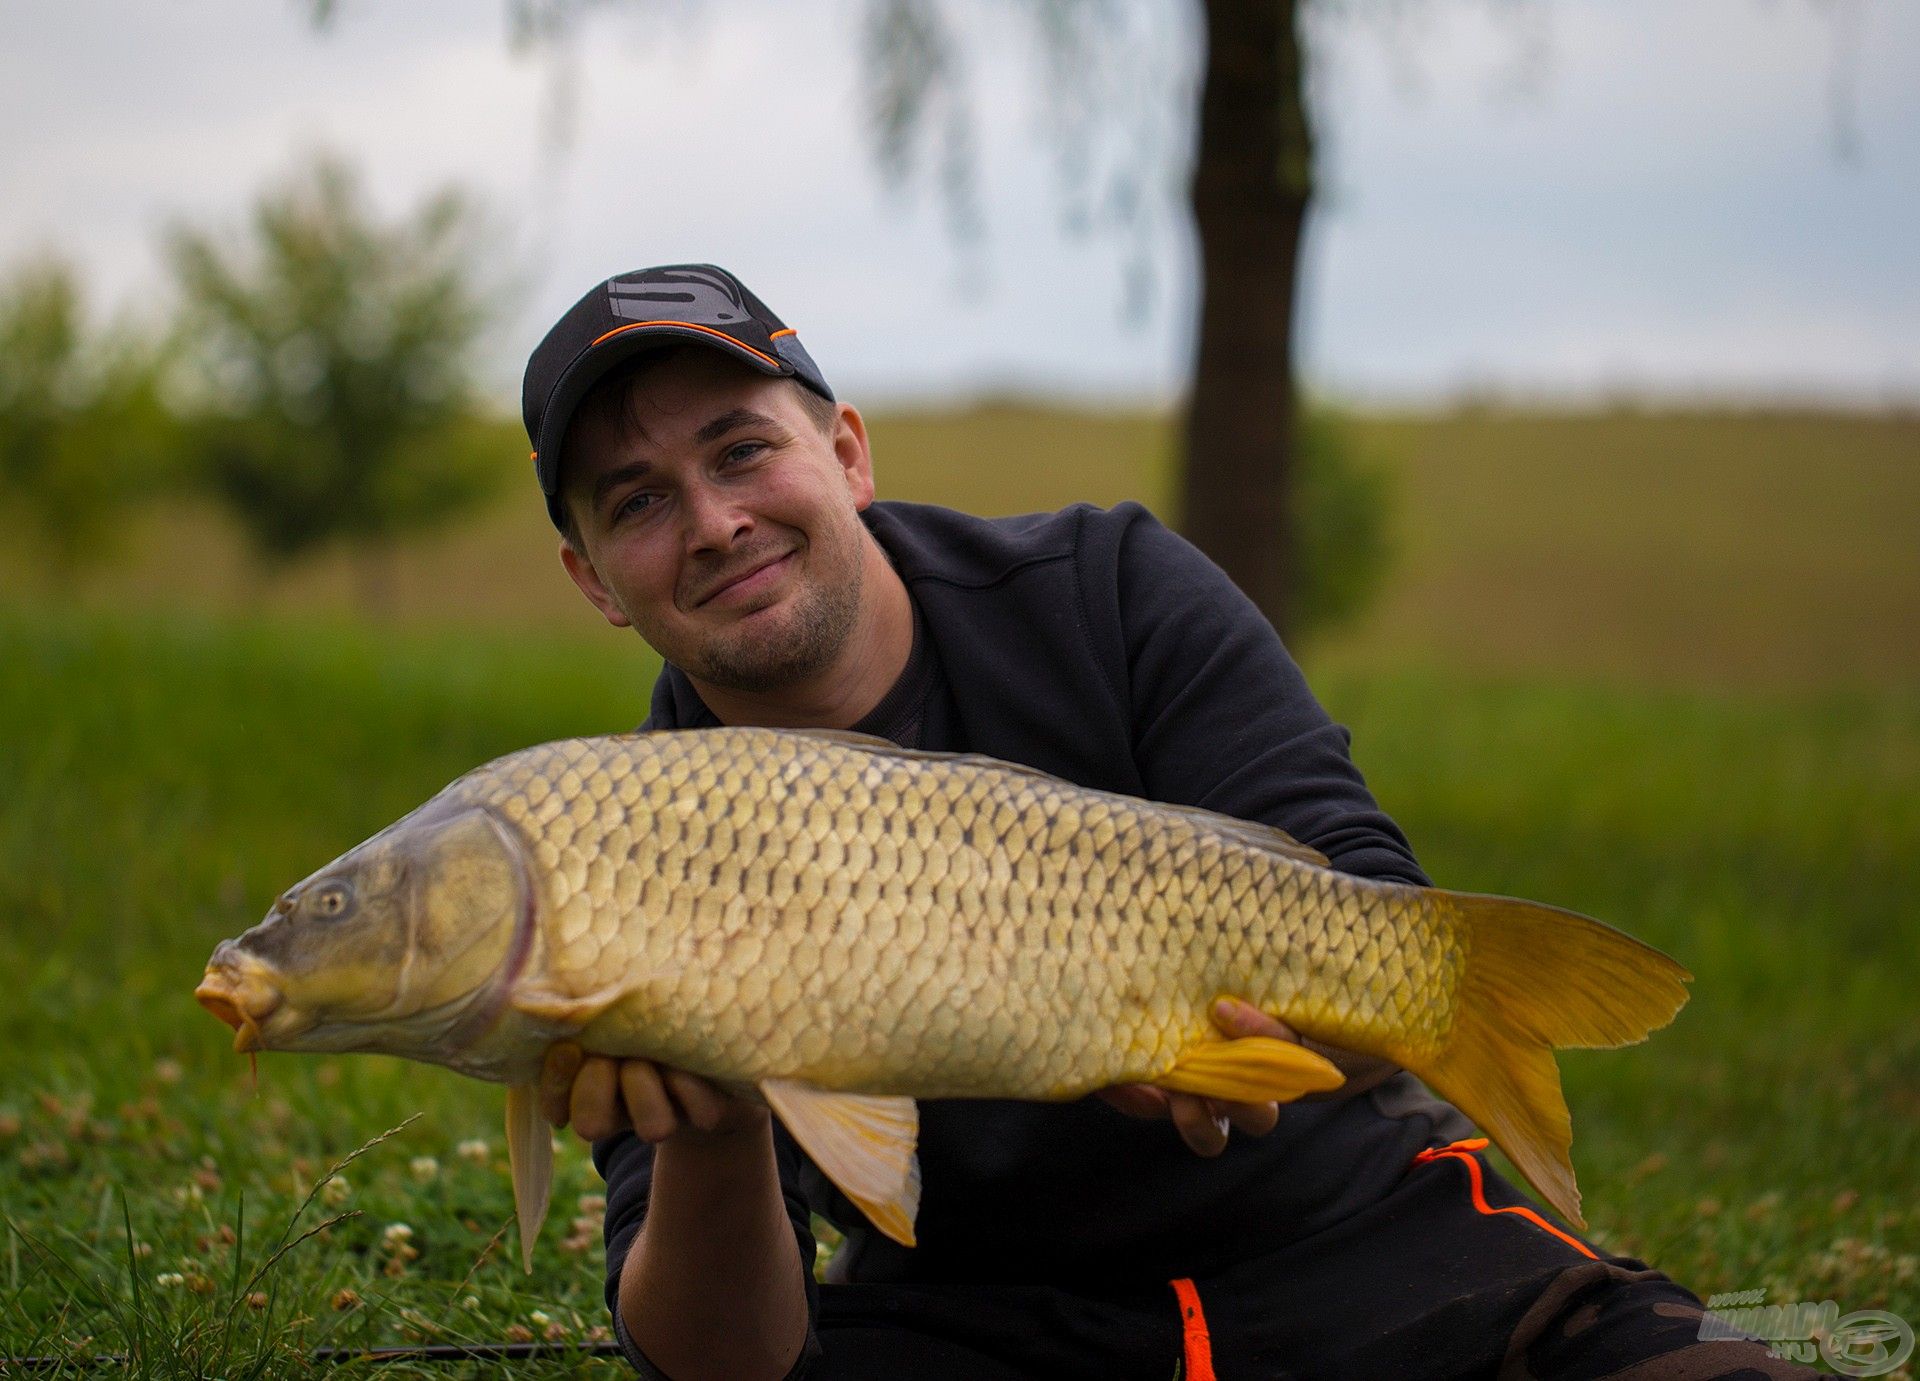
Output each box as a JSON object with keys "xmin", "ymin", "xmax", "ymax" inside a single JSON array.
[{"xmin": 2, "ymin": 0, "xmax": 1914, "ymax": 1371}]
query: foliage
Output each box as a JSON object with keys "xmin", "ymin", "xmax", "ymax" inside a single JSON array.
[
  {"xmin": 166, "ymin": 156, "xmax": 505, "ymax": 580},
  {"xmin": 1289, "ymin": 405, "xmax": 1394, "ymax": 642},
  {"xmin": 0, "ymin": 256, "xmax": 175, "ymax": 572}
]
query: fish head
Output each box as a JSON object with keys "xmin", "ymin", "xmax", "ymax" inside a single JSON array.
[{"xmin": 196, "ymin": 801, "xmax": 533, "ymax": 1063}]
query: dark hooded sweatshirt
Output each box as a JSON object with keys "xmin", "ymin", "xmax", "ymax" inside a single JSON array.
[{"xmin": 594, "ymin": 500, "xmax": 1472, "ymax": 1368}]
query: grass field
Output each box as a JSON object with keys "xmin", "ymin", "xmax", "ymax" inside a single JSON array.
[
  {"xmin": 2, "ymin": 406, "xmax": 1916, "ymax": 1374},
  {"xmin": 4, "ymin": 405, "xmax": 1915, "ymax": 690}
]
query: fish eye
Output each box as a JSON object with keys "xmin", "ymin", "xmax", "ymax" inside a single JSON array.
[{"xmin": 309, "ymin": 880, "xmax": 356, "ymax": 920}]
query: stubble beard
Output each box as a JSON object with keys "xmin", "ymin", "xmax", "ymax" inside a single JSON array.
[{"xmin": 684, "ymin": 533, "xmax": 867, "ymax": 694}]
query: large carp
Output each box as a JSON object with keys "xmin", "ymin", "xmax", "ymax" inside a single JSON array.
[{"xmin": 196, "ymin": 727, "xmax": 1689, "ymax": 1268}]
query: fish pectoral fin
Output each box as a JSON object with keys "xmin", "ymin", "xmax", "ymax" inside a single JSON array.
[
  {"xmin": 760, "ymin": 1080, "xmax": 921, "ymax": 1248},
  {"xmin": 1150, "ymin": 1035, "xmax": 1346, "ymax": 1104},
  {"xmin": 509, "ymin": 980, "xmax": 628, "ymax": 1027},
  {"xmin": 504, "ymin": 1081, "xmax": 553, "ymax": 1273}
]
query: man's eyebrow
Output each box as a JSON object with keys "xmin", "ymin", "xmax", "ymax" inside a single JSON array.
[
  {"xmin": 693, "ymin": 408, "xmax": 785, "ymax": 446},
  {"xmin": 590, "ymin": 459, "xmax": 652, "ymax": 510}
]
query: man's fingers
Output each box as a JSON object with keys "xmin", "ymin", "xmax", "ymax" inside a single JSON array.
[
  {"xmin": 569, "ymin": 1055, "xmax": 622, "ymax": 1141},
  {"xmin": 1212, "ymin": 997, "xmax": 1297, "ymax": 1042},
  {"xmin": 1168, "ymin": 1092, "xmax": 1230, "ymax": 1157},
  {"xmin": 618, "ymin": 1061, "xmax": 677, "ymax": 1143},
  {"xmin": 538, "ymin": 1041, "xmax": 585, "ymax": 1127},
  {"xmin": 1096, "ymin": 1084, "xmax": 1172, "ymax": 1119},
  {"xmin": 662, "ymin": 1069, "xmax": 732, "ymax": 1133},
  {"xmin": 1221, "ymin": 1097, "xmax": 1279, "ymax": 1137}
]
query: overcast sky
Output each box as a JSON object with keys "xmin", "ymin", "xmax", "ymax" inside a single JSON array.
[{"xmin": 3, "ymin": 0, "xmax": 1914, "ymax": 409}]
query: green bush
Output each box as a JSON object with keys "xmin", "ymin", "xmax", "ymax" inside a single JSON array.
[
  {"xmin": 166, "ymin": 155, "xmax": 508, "ymax": 601},
  {"xmin": 0, "ymin": 256, "xmax": 176, "ymax": 572},
  {"xmin": 1289, "ymin": 404, "xmax": 1394, "ymax": 642}
]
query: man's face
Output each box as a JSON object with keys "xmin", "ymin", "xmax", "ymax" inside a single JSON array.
[{"xmin": 558, "ymin": 348, "xmax": 876, "ymax": 693}]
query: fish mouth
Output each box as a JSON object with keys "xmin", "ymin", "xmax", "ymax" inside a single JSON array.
[{"xmin": 195, "ymin": 966, "xmax": 284, "ymax": 1054}]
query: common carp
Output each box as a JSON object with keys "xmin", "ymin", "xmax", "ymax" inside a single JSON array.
[{"xmin": 195, "ymin": 727, "xmax": 1690, "ymax": 1268}]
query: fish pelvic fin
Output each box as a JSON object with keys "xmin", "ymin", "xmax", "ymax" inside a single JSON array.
[
  {"xmin": 760, "ymin": 1081, "xmax": 921, "ymax": 1248},
  {"xmin": 1417, "ymin": 892, "xmax": 1692, "ymax": 1230},
  {"xmin": 1149, "ymin": 1034, "xmax": 1345, "ymax": 1103},
  {"xmin": 504, "ymin": 1081, "xmax": 554, "ymax": 1273}
]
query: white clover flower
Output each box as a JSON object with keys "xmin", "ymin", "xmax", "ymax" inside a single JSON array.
[
  {"xmin": 155, "ymin": 1272, "xmax": 185, "ymax": 1288},
  {"xmin": 456, "ymin": 1139, "xmax": 489, "ymax": 1162},
  {"xmin": 382, "ymin": 1222, "xmax": 414, "ymax": 1244},
  {"xmin": 409, "ymin": 1155, "xmax": 440, "ymax": 1183},
  {"xmin": 319, "ymin": 1175, "xmax": 350, "ymax": 1205},
  {"xmin": 528, "ymin": 1310, "xmax": 552, "ymax": 1330}
]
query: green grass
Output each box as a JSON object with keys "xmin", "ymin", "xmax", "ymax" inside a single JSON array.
[
  {"xmin": 1, "ymin": 609, "xmax": 659, "ymax": 1374},
  {"xmin": 2, "ymin": 606, "xmax": 1914, "ymax": 1373}
]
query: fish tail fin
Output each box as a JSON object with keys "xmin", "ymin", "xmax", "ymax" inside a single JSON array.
[{"xmin": 1413, "ymin": 892, "xmax": 1691, "ymax": 1228}]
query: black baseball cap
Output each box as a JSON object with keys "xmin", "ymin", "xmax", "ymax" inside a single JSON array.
[{"xmin": 521, "ymin": 264, "xmax": 833, "ymax": 530}]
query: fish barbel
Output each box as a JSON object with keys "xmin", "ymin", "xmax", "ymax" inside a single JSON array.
[{"xmin": 195, "ymin": 727, "xmax": 1690, "ymax": 1268}]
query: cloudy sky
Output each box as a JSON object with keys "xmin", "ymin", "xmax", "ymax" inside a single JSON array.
[{"xmin": 3, "ymin": 0, "xmax": 1914, "ymax": 409}]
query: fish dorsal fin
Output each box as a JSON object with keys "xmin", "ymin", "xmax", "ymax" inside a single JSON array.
[
  {"xmin": 781, "ymin": 730, "xmax": 1072, "ymax": 789},
  {"xmin": 504, "ymin": 1082, "xmax": 553, "ymax": 1273},
  {"xmin": 781, "ymin": 731, "xmax": 1330, "ymax": 868},
  {"xmin": 1154, "ymin": 806, "xmax": 1331, "ymax": 869},
  {"xmin": 1150, "ymin": 1034, "xmax": 1346, "ymax": 1104},
  {"xmin": 760, "ymin": 1080, "xmax": 921, "ymax": 1248},
  {"xmin": 783, "ymin": 728, "xmax": 906, "ymax": 752}
]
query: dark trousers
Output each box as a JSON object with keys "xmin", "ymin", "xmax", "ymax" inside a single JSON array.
[{"xmin": 806, "ymin": 1141, "xmax": 1817, "ymax": 1380}]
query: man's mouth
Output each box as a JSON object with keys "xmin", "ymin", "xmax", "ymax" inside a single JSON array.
[{"xmin": 695, "ymin": 550, "xmax": 794, "ymax": 608}]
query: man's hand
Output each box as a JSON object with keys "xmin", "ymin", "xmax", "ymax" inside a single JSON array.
[
  {"xmin": 538, "ymin": 1042, "xmax": 768, "ymax": 1143},
  {"xmin": 1097, "ymin": 998, "xmax": 1299, "ymax": 1157}
]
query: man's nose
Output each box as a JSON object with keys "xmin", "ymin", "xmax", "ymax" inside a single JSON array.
[{"xmin": 682, "ymin": 481, "xmax": 752, "ymax": 553}]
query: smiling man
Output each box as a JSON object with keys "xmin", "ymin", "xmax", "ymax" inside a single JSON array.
[{"xmin": 521, "ymin": 266, "xmax": 1812, "ymax": 1381}]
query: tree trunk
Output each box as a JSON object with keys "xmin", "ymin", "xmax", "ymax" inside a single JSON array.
[{"xmin": 1182, "ymin": 0, "xmax": 1312, "ymax": 636}]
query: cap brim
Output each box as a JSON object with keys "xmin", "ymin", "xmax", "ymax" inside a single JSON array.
[{"xmin": 534, "ymin": 324, "xmax": 793, "ymax": 500}]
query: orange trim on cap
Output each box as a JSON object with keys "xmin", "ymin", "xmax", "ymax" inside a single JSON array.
[
  {"xmin": 1169, "ymin": 1278, "xmax": 1217, "ymax": 1381},
  {"xmin": 1412, "ymin": 1139, "xmax": 1599, "ymax": 1260},
  {"xmin": 769, "ymin": 327, "xmax": 796, "ymax": 339},
  {"xmin": 587, "ymin": 320, "xmax": 784, "ymax": 370}
]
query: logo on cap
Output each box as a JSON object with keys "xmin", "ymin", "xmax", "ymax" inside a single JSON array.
[{"xmin": 607, "ymin": 267, "xmax": 750, "ymax": 328}]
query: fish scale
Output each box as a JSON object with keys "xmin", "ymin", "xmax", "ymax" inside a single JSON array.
[
  {"xmin": 460, "ymin": 729, "xmax": 1449, "ymax": 1099},
  {"xmin": 197, "ymin": 725, "xmax": 1690, "ymax": 1259}
]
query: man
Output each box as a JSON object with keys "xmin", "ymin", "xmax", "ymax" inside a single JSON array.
[{"xmin": 521, "ymin": 265, "xmax": 1809, "ymax": 1380}]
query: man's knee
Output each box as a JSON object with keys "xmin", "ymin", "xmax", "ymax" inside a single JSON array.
[{"xmin": 1508, "ymin": 1260, "xmax": 1823, "ymax": 1380}]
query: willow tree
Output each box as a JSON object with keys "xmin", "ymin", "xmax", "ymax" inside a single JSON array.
[{"xmin": 873, "ymin": 0, "xmax": 1321, "ymax": 632}]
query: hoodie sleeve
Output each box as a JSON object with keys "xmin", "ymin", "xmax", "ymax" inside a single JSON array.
[
  {"xmin": 592, "ymin": 1129, "xmax": 823, "ymax": 1378},
  {"xmin": 1106, "ymin": 503, "xmax": 1430, "ymax": 888}
]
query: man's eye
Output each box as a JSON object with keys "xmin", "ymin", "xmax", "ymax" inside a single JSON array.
[
  {"xmin": 722, "ymin": 441, "xmax": 766, "ymax": 466},
  {"xmin": 613, "ymin": 492, "xmax": 658, "ymax": 520}
]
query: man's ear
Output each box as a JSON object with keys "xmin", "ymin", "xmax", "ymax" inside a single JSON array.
[
  {"xmin": 559, "ymin": 538, "xmax": 633, "ymax": 629},
  {"xmin": 832, "ymin": 403, "xmax": 877, "ymax": 511}
]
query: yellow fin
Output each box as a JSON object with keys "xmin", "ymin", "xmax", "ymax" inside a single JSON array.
[
  {"xmin": 1150, "ymin": 1034, "xmax": 1346, "ymax": 1103},
  {"xmin": 1409, "ymin": 891, "xmax": 1692, "ymax": 1229},
  {"xmin": 760, "ymin": 1080, "xmax": 921, "ymax": 1248},
  {"xmin": 504, "ymin": 1081, "xmax": 553, "ymax": 1273},
  {"xmin": 510, "ymin": 971, "xmax": 675, "ymax": 1029}
]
